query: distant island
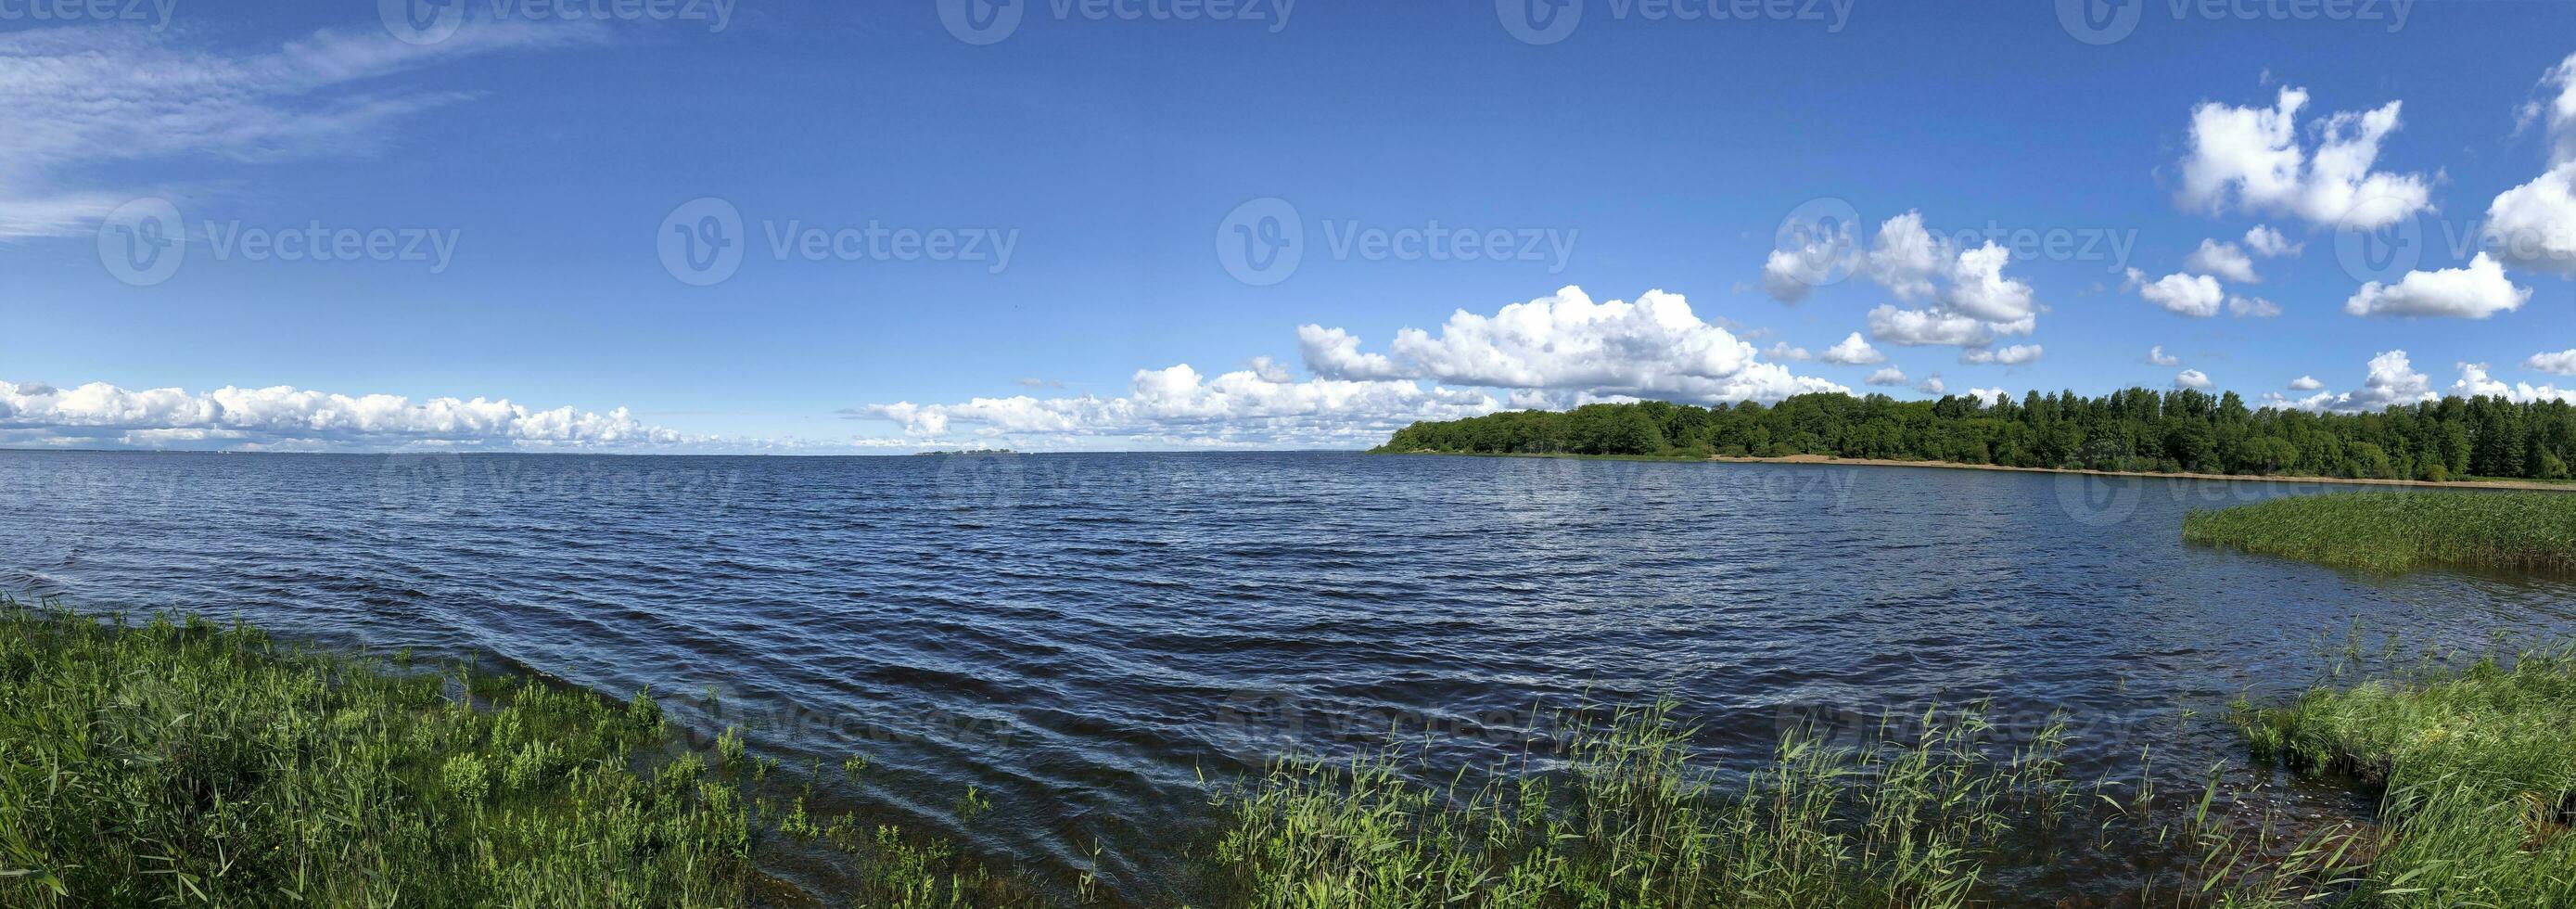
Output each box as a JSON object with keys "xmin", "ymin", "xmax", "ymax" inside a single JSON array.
[
  {"xmin": 1372, "ymin": 389, "xmax": 2576, "ymax": 484},
  {"xmin": 912, "ymin": 448, "xmax": 1018, "ymax": 456}
]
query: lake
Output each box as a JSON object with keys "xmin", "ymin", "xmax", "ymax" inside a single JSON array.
[{"xmin": 2, "ymin": 450, "xmax": 2570, "ymax": 903}]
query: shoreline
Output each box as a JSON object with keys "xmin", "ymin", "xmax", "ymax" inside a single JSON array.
[{"xmin": 1386, "ymin": 450, "xmax": 2576, "ymax": 492}]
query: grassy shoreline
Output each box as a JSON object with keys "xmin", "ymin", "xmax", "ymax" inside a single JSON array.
[
  {"xmin": 12, "ymin": 596, "xmax": 2576, "ymax": 905},
  {"xmin": 1381, "ymin": 449, "xmax": 2576, "ymax": 492}
]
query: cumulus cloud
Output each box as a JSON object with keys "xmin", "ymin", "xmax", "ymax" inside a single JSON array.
[
  {"xmin": 1959, "ymin": 344, "xmax": 2042, "ymax": 365},
  {"xmin": 1766, "ymin": 341, "xmax": 1813, "ymax": 362},
  {"xmin": 2342, "ymin": 253, "xmax": 2531, "ymax": 319},
  {"xmin": 1865, "ymin": 366, "xmax": 1908, "ymax": 387},
  {"xmin": 2177, "ymin": 85, "xmax": 2432, "ymax": 229},
  {"xmin": 2185, "ymin": 238, "xmax": 2261, "ymax": 282},
  {"xmin": 1818, "ymin": 332, "xmax": 1886, "ymax": 365},
  {"xmin": 1915, "ymin": 375, "xmax": 1946, "ymax": 395},
  {"xmin": 2529, "ymin": 350, "xmax": 2576, "ymax": 376},
  {"xmin": 0, "ymin": 24, "xmax": 593, "ymax": 237},
  {"xmin": 860, "ymin": 287, "xmax": 1848, "ymax": 447},
  {"xmin": 2453, "ymin": 362, "xmax": 2576, "ymax": 403},
  {"xmin": 2149, "ymin": 346, "xmax": 2183, "ymax": 367},
  {"xmin": 1296, "ymin": 325, "xmax": 1408, "ymax": 380},
  {"xmin": 1868, "ymin": 305, "xmax": 1993, "ymax": 347},
  {"xmin": 2242, "ymin": 224, "xmax": 2303, "ymax": 257},
  {"xmin": 1941, "ymin": 242, "xmax": 2038, "ymax": 329},
  {"xmin": 0, "ymin": 378, "xmax": 698, "ymax": 451},
  {"xmin": 2226, "ymin": 295, "xmax": 2282, "ymax": 317},
  {"xmin": 2479, "ymin": 56, "xmax": 2576, "ymax": 276},
  {"xmin": 857, "ymin": 365, "xmax": 1503, "ymax": 448},
  {"xmin": 1864, "ymin": 211, "xmax": 1946, "ymax": 301},
  {"xmin": 2127, "ymin": 269, "xmax": 2226, "ymax": 317},
  {"xmin": 2267, "ymin": 351, "xmax": 2438, "ymax": 414},
  {"xmin": 1762, "ymin": 218, "xmax": 1856, "ymax": 302},
  {"xmin": 2289, "ymin": 376, "xmax": 2325, "ymax": 390},
  {"xmin": 2174, "ymin": 369, "xmax": 2214, "ymax": 390}
]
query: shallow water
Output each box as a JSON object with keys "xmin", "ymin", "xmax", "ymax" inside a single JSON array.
[{"xmin": 2, "ymin": 450, "xmax": 2570, "ymax": 903}]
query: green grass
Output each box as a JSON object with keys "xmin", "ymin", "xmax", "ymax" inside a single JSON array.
[
  {"xmin": 1206, "ymin": 701, "xmax": 2095, "ymax": 908},
  {"xmin": 2182, "ymin": 491, "xmax": 2576, "ymax": 573},
  {"xmin": 0, "ymin": 598, "xmax": 1031, "ymax": 908},
  {"xmin": 2231, "ymin": 644, "xmax": 2576, "ymax": 907}
]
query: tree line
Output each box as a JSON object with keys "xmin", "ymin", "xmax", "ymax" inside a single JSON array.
[{"xmin": 1372, "ymin": 390, "xmax": 2576, "ymax": 481}]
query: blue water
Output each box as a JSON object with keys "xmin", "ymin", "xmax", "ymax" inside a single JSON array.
[{"xmin": 1, "ymin": 450, "xmax": 2570, "ymax": 902}]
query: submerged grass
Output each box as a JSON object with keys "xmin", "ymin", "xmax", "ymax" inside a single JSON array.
[
  {"xmin": 0, "ymin": 597, "xmax": 1032, "ymax": 908},
  {"xmin": 1207, "ymin": 701, "xmax": 2093, "ymax": 908},
  {"xmin": 2232, "ymin": 643, "xmax": 2576, "ymax": 908},
  {"xmin": 2181, "ymin": 491, "xmax": 2576, "ymax": 573}
]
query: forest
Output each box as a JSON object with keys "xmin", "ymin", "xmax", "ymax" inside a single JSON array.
[{"xmin": 1371, "ymin": 389, "xmax": 2576, "ymax": 481}]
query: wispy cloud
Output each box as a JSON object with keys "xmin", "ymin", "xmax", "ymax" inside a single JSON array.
[{"xmin": 0, "ymin": 22, "xmax": 596, "ymax": 238}]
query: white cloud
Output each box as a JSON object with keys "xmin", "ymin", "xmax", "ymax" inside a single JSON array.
[
  {"xmin": 0, "ymin": 24, "xmax": 593, "ymax": 237},
  {"xmin": 2177, "ymin": 85, "xmax": 2432, "ymax": 229},
  {"xmin": 2342, "ymin": 253, "xmax": 2531, "ymax": 319},
  {"xmin": 863, "ymin": 287, "xmax": 1849, "ymax": 447},
  {"xmin": 1380, "ymin": 287, "xmax": 1845, "ymax": 402},
  {"xmin": 2269, "ymin": 350, "xmax": 2437, "ymax": 414},
  {"xmin": 2483, "ymin": 162, "xmax": 2576, "ymax": 275},
  {"xmin": 1965, "ymin": 387, "xmax": 2013, "ymax": 404},
  {"xmin": 2226, "ymin": 295, "xmax": 2282, "ymax": 317},
  {"xmin": 2289, "ymin": 376, "xmax": 2325, "ymax": 390},
  {"xmin": 2185, "ymin": 238, "xmax": 2261, "ymax": 282},
  {"xmin": 1863, "ymin": 211, "xmax": 1945, "ymax": 301},
  {"xmin": 858, "ymin": 365, "xmax": 1504, "ymax": 447},
  {"xmin": 1296, "ymin": 325, "xmax": 1408, "ymax": 380},
  {"xmin": 1915, "ymin": 375, "xmax": 1946, "ymax": 395},
  {"xmin": 2528, "ymin": 350, "xmax": 2576, "ymax": 376},
  {"xmin": 2242, "ymin": 224, "xmax": 2303, "ymax": 257},
  {"xmin": 1817, "ymin": 332, "xmax": 1886, "ymax": 365},
  {"xmin": 1765, "ymin": 341, "xmax": 1813, "ymax": 362},
  {"xmin": 1763, "ymin": 218, "xmax": 1856, "ymax": 302},
  {"xmin": 0, "ymin": 378, "xmax": 699, "ymax": 450},
  {"xmin": 2174, "ymin": 369, "xmax": 2214, "ymax": 390},
  {"xmin": 1868, "ymin": 305, "xmax": 1993, "ymax": 347},
  {"xmin": 1941, "ymin": 242, "xmax": 2038, "ymax": 328},
  {"xmin": 1865, "ymin": 366, "xmax": 1908, "ymax": 387},
  {"xmin": 2453, "ymin": 362, "xmax": 2576, "ymax": 403},
  {"xmin": 2538, "ymin": 52, "xmax": 2576, "ymax": 165},
  {"xmin": 2149, "ymin": 346, "xmax": 2183, "ymax": 367},
  {"xmin": 1960, "ymin": 344, "xmax": 2042, "ymax": 365},
  {"xmin": 2127, "ymin": 268, "xmax": 2226, "ymax": 317}
]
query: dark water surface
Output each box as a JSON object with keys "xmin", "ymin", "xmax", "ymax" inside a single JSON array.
[{"xmin": 3, "ymin": 450, "xmax": 2572, "ymax": 902}]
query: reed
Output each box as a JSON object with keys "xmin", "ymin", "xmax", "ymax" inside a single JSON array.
[
  {"xmin": 0, "ymin": 598, "xmax": 1028, "ymax": 908},
  {"xmin": 2181, "ymin": 491, "xmax": 2576, "ymax": 573},
  {"xmin": 2232, "ymin": 643, "xmax": 2576, "ymax": 908}
]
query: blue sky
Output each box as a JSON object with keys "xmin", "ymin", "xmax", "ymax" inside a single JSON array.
[{"xmin": 3, "ymin": 0, "xmax": 2573, "ymax": 452}]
